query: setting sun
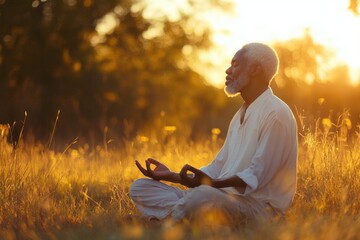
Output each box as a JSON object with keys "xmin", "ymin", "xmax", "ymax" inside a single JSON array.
[
  {"xmin": 203, "ymin": 0, "xmax": 360, "ymax": 86},
  {"xmin": 94, "ymin": 0, "xmax": 360, "ymax": 86}
]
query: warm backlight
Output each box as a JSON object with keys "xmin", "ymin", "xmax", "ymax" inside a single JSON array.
[{"xmin": 206, "ymin": 0, "xmax": 360, "ymax": 86}]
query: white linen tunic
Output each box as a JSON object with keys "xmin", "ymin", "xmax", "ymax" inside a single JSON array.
[
  {"xmin": 130, "ymin": 88, "xmax": 298, "ymax": 220},
  {"xmin": 201, "ymin": 87, "xmax": 298, "ymax": 212}
]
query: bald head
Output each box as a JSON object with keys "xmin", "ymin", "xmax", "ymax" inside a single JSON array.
[{"xmin": 240, "ymin": 43, "xmax": 279, "ymax": 83}]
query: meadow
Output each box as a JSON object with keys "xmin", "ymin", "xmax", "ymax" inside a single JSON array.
[{"xmin": 0, "ymin": 113, "xmax": 360, "ymax": 240}]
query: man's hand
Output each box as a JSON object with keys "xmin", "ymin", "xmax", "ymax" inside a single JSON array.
[
  {"xmin": 135, "ymin": 158, "xmax": 174, "ymax": 181},
  {"xmin": 179, "ymin": 164, "xmax": 213, "ymax": 188}
]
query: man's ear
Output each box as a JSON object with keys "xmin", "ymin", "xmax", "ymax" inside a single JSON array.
[{"xmin": 249, "ymin": 63, "xmax": 263, "ymax": 77}]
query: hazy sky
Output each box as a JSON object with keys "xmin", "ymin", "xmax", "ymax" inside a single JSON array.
[
  {"xmin": 98, "ymin": 0, "xmax": 360, "ymax": 86},
  {"xmin": 205, "ymin": 0, "xmax": 360, "ymax": 86}
]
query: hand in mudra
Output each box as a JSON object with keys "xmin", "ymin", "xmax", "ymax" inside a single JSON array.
[
  {"xmin": 180, "ymin": 164, "xmax": 213, "ymax": 188},
  {"xmin": 135, "ymin": 158, "xmax": 173, "ymax": 181}
]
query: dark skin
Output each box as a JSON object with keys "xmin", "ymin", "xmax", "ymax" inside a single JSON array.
[
  {"xmin": 135, "ymin": 158, "xmax": 209, "ymax": 188},
  {"xmin": 135, "ymin": 47, "xmax": 270, "ymax": 193},
  {"xmin": 135, "ymin": 158, "xmax": 247, "ymax": 191}
]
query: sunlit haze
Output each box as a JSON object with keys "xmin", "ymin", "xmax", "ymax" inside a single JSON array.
[
  {"xmin": 203, "ymin": 0, "xmax": 360, "ymax": 87},
  {"xmin": 96, "ymin": 0, "xmax": 360, "ymax": 86}
]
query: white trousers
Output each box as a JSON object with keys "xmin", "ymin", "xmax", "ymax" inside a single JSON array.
[{"xmin": 129, "ymin": 178, "xmax": 275, "ymax": 222}]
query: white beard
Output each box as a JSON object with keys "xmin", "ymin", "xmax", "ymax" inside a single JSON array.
[
  {"xmin": 224, "ymin": 85, "xmax": 240, "ymax": 97},
  {"xmin": 224, "ymin": 74, "xmax": 249, "ymax": 97}
]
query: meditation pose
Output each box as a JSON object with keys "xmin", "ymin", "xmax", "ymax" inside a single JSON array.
[{"xmin": 130, "ymin": 42, "xmax": 298, "ymax": 222}]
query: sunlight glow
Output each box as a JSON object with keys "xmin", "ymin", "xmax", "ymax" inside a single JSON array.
[
  {"xmin": 96, "ymin": 13, "xmax": 118, "ymax": 35},
  {"xmin": 205, "ymin": 0, "xmax": 360, "ymax": 86},
  {"xmin": 94, "ymin": 0, "xmax": 360, "ymax": 85}
]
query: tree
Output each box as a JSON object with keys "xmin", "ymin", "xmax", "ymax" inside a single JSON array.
[
  {"xmin": 349, "ymin": 0, "xmax": 359, "ymax": 15},
  {"xmin": 0, "ymin": 0, "xmax": 231, "ymax": 145},
  {"xmin": 273, "ymin": 34, "xmax": 359, "ymax": 133}
]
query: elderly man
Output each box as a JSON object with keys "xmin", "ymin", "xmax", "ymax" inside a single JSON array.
[{"xmin": 129, "ymin": 42, "xmax": 298, "ymax": 222}]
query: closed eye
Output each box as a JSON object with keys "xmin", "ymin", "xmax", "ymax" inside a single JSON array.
[{"xmin": 231, "ymin": 60, "xmax": 239, "ymax": 67}]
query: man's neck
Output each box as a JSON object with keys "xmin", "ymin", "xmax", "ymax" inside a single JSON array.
[{"xmin": 241, "ymin": 85, "xmax": 269, "ymax": 106}]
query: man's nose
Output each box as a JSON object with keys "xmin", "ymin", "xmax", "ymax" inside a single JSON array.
[{"xmin": 225, "ymin": 66, "xmax": 232, "ymax": 74}]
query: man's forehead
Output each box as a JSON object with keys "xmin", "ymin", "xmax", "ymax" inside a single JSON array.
[{"xmin": 232, "ymin": 48, "xmax": 246, "ymax": 62}]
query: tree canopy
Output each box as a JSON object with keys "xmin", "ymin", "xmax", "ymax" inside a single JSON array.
[
  {"xmin": 349, "ymin": 0, "xmax": 359, "ymax": 14},
  {"xmin": 0, "ymin": 0, "xmax": 359, "ymax": 147},
  {"xmin": 0, "ymin": 0, "xmax": 232, "ymax": 146}
]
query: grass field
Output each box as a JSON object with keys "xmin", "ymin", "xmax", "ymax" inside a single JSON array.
[{"xmin": 0, "ymin": 115, "xmax": 360, "ymax": 240}]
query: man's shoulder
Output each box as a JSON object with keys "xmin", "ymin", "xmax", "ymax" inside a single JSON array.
[
  {"xmin": 260, "ymin": 94, "xmax": 291, "ymax": 113},
  {"xmin": 259, "ymin": 94, "xmax": 295, "ymax": 123}
]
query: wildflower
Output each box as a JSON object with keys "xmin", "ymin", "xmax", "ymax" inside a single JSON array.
[
  {"xmin": 137, "ymin": 135, "xmax": 149, "ymax": 142},
  {"xmin": 211, "ymin": 128, "xmax": 221, "ymax": 135},
  {"xmin": 163, "ymin": 126, "xmax": 176, "ymax": 133},
  {"xmin": 317, "ymin": 97, "xmax": 325, "ymax": 105},
  {"xmin": 343, "ymin": 118, "xmax": 352, "ymax": 130},
  {"xmin": 211, "ymin": 128, "xmax": 221, "ymax": 141},
  {"xmin": 322, "ymin": 118, "xmax": 332, "ymax": 132},
  {"xmin": 0, "ymin": 124, "xmax": 10, "ymax": 139}
]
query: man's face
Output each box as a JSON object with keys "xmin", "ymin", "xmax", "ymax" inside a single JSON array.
[{"xmin": 224, "ymin": 49, "xmax": 250, "ymax": 97}]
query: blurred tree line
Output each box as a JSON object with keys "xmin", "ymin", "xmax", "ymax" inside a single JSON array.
[
  {"xmin": 272, "ymin": 33, "xmax": 360, "ymax": 136},
  {"xmin": 349, "ymin": 0, "xmax": 359, "ymax": 14},
  {"xmin": 0, "ymin": 0, "xmax": 359, "ymax": 147},
  {"xmin": 0, "ymin": 0, "xmax": 233, "ymax": 146}
]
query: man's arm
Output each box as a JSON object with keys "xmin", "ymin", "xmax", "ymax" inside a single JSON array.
[
  {"xmin": 136, "ymin": 159, "xmax": 248, "ymax": 191},
  {"xmin": 135, "ymin": 158, "xmax": 179, "ymax": 182},
  {"xmin": 135, "ymin": 159, "xmax": 199, "ymax": 187},
  {"xmin": 180, "ymin": 164, "xmax": 247, "ymax": 192},
  {"xmin": 211, "ymin": 176, "xmax": 247, "ymax": 193}
]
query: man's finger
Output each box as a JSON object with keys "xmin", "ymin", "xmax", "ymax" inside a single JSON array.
[
  {"xmin": 147, "ymin": 160, "xmax": 160, "ymax": 178},
  {"xmin": 146, "ymin": 159, "xmax": 153, "ymax": 171},
  {"xmin": 147, "ymin": 158, "xmax": 160, "ymax": 166},
  {"xmin": 135, "ymin": 160, "xmax": 149, "ymax": 177},
  {"xmin": 180, "ymin": 164, "xmax": 192, "ymax": 180},
  {"xmin": 182, "ymin": 164, "xmax": 199, "ymax": 176},
  {"xmin": 186, "ymin": 165, "xmax": 201, "ymax": 175},
  {"xmin": 135, "ymin": 160, "xmax": 146, "ymax": 171},
  {"xmin": 179, "ymin": 165, "xmax": 192, "ymax": 187},
  {"xmin": 185, "ymin": 165, "xmax": 196, "ymax": 173},
  {"xmin": 180, "ymin": 164, "xmax": 188, "ymax": 175}
]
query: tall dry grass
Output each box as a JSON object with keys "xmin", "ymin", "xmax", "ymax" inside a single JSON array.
[{"xmin": 0, "ymin": 114, "xmax": 359, "ymax": 239}]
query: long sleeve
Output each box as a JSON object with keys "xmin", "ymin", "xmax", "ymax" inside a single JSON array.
[
  {"xmin": 236, "ymin": 111, "xmax": 298, "ymax": 210},
  {"xmin": 201, "ymin": 145, "xmax": 227, "ymax": 179}
]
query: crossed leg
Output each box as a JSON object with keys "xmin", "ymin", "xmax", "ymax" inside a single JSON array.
[{"xmin": 130, "ymin": 178, "xmax": 273, "ymax": 222}]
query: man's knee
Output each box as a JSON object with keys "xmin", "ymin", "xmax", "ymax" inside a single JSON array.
[
  {"xmin": 184, "ymin": 185, "xmax": 222, "ymax": 208},
  {"xmin": 190, "ymin": 185, "xmax": 220, "ymax": 198},
  {"xmin": 129, "ymin": 178, "xmax": 154, "ymax": 198},
  {"xmin": 171, "ymin": 185, "xmax": 227, "ymax": 220}
]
